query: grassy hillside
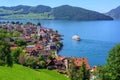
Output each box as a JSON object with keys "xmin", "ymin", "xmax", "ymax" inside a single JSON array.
[
  {"xmin": 0, "ymin": 64, "xmax": 69, "ymax": 80},
  {"xmin": 0, "ymin": 13, "xmax": 54, "ymax": 20}
]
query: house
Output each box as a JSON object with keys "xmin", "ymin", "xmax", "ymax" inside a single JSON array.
[
  {"xmin": 25, "ymin": 35, "xmax": 31, "ymax": 39},
  {"xmin": 90, "ymin": 66, "xmax": 97, "ymax": 73},
  {"xmin": 46, "ymin": 56, "xmax": 67, "ymax": 70},
  {"xmin": 26, "ymin": 45, "xmax": 38, "ymax": 57},
  {"xmin": 26, "ymin": 43, "xmax": 51, "ymax": 57},
  {"xmin": 35, "ymin": 43, "xmax": 43, "ymax": 50},
  {"xmin": 54, "ymin": 56, "xmax": 69, "ymax": 70},
  {"xmin": 16, "ymin": 28, "xmax": 23, "ymax": 33},
  {"xmin": 53, "ymin": 57, "xmax": 90, "ymax": 71},
  {"xmin": 26, "ymin": 45, "xmax": 35, "ymax": 54},
  {"xmin": 24, "ymin": 34, "xmax": 33, "ymax": 42},
  {"xmin": 74, "ymin": 58, "xmax": 90, "ymax": 70},
  {"xmin": 38, "ymin": 50, "xmax": 51, "ymax": 58},
  {"xmin": 39, "ymin": 28, "xmax": 47, "ymax": 37},
  {"xmin": 42, "ymin": 37, "xmax": 48, "ymax": 43},
  {"xmin": 31, "ymin": 32, "xmax": 35, "ymax": 37},
  {"xmin": 46, "ymin": 43, "xmax": 58, "ymax": 50}
]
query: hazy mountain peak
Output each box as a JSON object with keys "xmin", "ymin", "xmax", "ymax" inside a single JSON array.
[{"xmin": 106, "ymin": 5, "xmax": 120, "ymax": 20}]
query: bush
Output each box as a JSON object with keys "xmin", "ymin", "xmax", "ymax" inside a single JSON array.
[
  {"xmin": 25, "ymin": 56, "xmax": 37, "ymax": 68},
  {"xmin": 11, "ymin": 48, "xmax": 22, "ymax": 63},
  {"xmin": 15, "ymin": 39, "xmax": 26, "ymax": 46},
  {"xmin": 18, "ymin": 53, "xmax": 26, "ymax": 65},
  {"xmin": 56, "ymin": 42, "xmax": 63, "ymax": 47},
  {"xmin": 39, "ymin": 60, "xmax": 46, "ymax": 68}
]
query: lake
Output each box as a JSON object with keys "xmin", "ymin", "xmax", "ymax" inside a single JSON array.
[{"xmin": 1, "ymin": 19, "xmax": 120, "ymax": 66}]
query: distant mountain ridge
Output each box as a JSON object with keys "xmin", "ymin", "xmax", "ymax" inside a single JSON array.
[
  {"xmin": 0, "ymin": 5, "xmax": 113, "ymax": 20},
  {"xmin": 53, "ymin": 5, "xmax": 112, "ymax": 20},
  {"xmin": 106, "ymin": 6, "xmax": 120, "ymax": 20},
  {"xmin": 0, "ymin": 5, "xmax": 52, "ymax": 14}
]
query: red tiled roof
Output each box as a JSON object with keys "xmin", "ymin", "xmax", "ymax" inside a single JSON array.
[
  {"xmin": 35, "ymin": 43, "xmax": 43, "ymax": 49},
  {"xmin": 40, "ymin": 30, "xmax": 45, "ymax": 34},
  {"xmin": 42, "ymin": 37, "xmax": 47, "ymax": 42},
  {"xmin": 74, "ymin": 58, "xmax": 90, "ymax": 70},
  {"xmin": 10, "ymin": 46, "xmax": 18, "ymax": 50},
  {"xmin": 55, "ymin": 56, "xmax": 66, "ymax": 61},
  {"xmin": 25, "ymin": 35, "xmax": 31, "ymax": 39}
]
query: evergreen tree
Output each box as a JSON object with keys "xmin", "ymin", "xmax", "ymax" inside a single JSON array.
[
  {"xmin": 69, "ymin": 59, "xmax": 77, "ymax": 80},
  {"xmin": 0, "ymin": 29, "xmax": 13, "ymax": 67},
  {"xmin": 81, "ymin": 62, "xmax": 90, "ymax": 80},
  {"xmin": 69, "ymin": 59, "xmax": 90, "ymax": 80},
  {"xmin": 37, "ymin": 22, "xmax": 41, "ymax": 27},
  {"xmin": 39, "ymin": 35, "xmax": 42, "ymax": 41},
  {"xmin": 11, "ymin": 47, "xmax": 22, "ymax": 63}
]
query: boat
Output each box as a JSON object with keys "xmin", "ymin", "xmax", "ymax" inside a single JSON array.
[{"xmin": 72, "ymin": 35, "xmax": 80, "ymax": 41}]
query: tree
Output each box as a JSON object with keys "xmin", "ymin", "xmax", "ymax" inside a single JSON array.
[
  {"xmin": 39, "ymin": 35, "xmax": 42, "ymax": 41},
  {"xmin": 26, "ymin": 22, "xmax": 32, "ymax": 25},
  {"xmin": 13, "ymin": 30, "xmax": 20, "ymax": 37},
  {"xmin": 56, "ymin": 42, "xmax": 63, "ymax": 46},
  {"xmin": 97, "ymin": 44, "xmax": 120, "ymax": 80},
  {"xmin": 51, "ymin": 51, "xmax": 56, "ymax": 58},
  {"xmin": 34, "ymin": 33, "xmax": 37, "ymax": 39},
  {"xmin": 25, "ymin": 56, "xmax": 37, "ymax": 68},
  {"xmin": 38, "ymin": 60, "xmax": 46, "ymax": 68},
  {"xmin": 69, "ymin": 59, "xmax": 90, "ymax": 80},
  {"xmin": 15, "ymin": 38, "xmax": 26, "ymax": 46},
  {"xmin": 19, "ymin": 53, "xmax": 26, "ymax": 65},
  {"xmin": 37, "ymin": 22, "xmax": 41, "ymax": 27},
  {"xmin": 80, "ymin": 62, "xmax": 90, "ymax": 80},
  {"xmin": 0, "ymin": 29, "xmax": 13, "ymax": 67},
  {"xmin": 105, "ymin": 44, "xmax": 120, "ymax": 80},
  {"xmin": 69, "ymin": 59, "xmax": 77, "ymax": 80},
  {"xmin": 11, "ymin": 47, "xmax": 22, "ymax": 63},
  {"xmin": 94, "ymin": 66, "xmax": 108, "ymax": 80},
  {"xmin": 37, "ymin": 54, "xmax": 46, "ymax": 68},
  {"xmin": 37, "ymin": 54, "xmax": 43, "ymax": 61}
]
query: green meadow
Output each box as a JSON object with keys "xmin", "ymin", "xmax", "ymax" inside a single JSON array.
[{"xmin": 0, "ymin": 64, "xmax": 69, "ymax": 80}]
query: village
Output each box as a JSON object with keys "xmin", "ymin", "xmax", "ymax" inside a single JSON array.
[{"xmin": 0, "ymin": 21, "xmax": 96, "ymax": 76}]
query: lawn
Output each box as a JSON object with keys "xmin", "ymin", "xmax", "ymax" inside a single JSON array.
[{"xmin": 0, "ymin": 64, "xmax": 69, "ymax": 80}]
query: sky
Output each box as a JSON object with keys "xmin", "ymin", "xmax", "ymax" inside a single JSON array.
[{"xmin": 0, "ymin": 0, "xmax": 120, "ymax": 13}]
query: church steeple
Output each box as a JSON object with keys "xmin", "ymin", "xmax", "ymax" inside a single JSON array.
[
  {"xmin": 37, "ymin": 19, "xmax": 42, "ymax": 28},
  {"xmin": 37, "ymin": 20, "xmax": 41, "ymax": 36}
]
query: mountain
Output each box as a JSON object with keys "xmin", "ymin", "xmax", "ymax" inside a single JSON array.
[
  {"xmin": 0, "ymin": 5, "xmax": 52, "ymax": 14},
  {"xmin": 53, "ymin": 5, "xmax": 112, "ymax": 20},
  {"xmin": 0, "ymin": 5, "xmax": 113, "ymax": 20},
  {"xmin": 106, "ymin": 6, "xmax": 120, "ymax": 20}
]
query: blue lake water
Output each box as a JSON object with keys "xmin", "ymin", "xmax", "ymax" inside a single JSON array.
[{"xmin": 1, "ymin": 20, "xmax": 120, "ymax": 66}]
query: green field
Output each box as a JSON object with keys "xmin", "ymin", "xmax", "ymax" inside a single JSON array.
[{"xmin": 0, "ymin": 64, "xmax": 69, "ymax": 80}]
